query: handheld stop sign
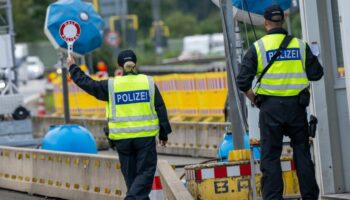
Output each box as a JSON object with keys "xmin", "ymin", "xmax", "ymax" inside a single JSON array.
[{"xmin": 59, "ymin": 20, "xmax": 81, "ymax": 59}]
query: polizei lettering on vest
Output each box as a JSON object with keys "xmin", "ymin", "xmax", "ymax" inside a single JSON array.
[
  {"xmin": 266, "ymin": 48, "xmax": 301, "ymax": 62},
  {"xmin": 115, "ymin": 90, "xmax": 150, "ymax": 105}
]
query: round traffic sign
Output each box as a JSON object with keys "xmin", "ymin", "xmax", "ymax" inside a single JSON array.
[
  {"xmin": 59, "ymin": 20, "xmax": 81, "ymax": 43},
  {"xmin": 105, "ymin": 31, "xmax": 120, "ymax": 47}
]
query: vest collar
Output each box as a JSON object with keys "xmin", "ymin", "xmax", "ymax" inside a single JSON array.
[
  {"xmin": 267, "ymin": 28, "xmax": 288, "ymax": 35},
  {"xmin": 123, "ymin": 72, "xmax": 138, "ymax": 76}
]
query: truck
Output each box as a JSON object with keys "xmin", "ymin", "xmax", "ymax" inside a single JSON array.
[{"xmin": 178, "ymin": 33, "xmax": 225, "ymax": 60}]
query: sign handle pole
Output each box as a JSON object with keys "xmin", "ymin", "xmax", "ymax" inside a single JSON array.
[
  {"xmin": 59, "ymin": 52, "xmax": 71, "ymax": 124},
  {"xmin": 68, "ymin": 42, "xmax": 73, "ymax": 59}
]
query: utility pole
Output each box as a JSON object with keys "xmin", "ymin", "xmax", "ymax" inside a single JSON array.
[
  {"xmin": 56, "ymin": 52, "xmax": 70, "ymax": 124},
  {"xmin": 120, "ymin": 0, "xmax": 128, "ymax": 47},
  {"xmin": 219, "ymin": 0, "xmax": 247, "ymax": 149},
  {"xmin": 152, "ymin": 0, "xmax": 163, "ymax": 62},
  {"xmin": 114, "ymin": 0, "xmax": 128, "ymax": 48}
]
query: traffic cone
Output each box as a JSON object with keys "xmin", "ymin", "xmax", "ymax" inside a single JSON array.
[
  {"xmin": 37, "ymin": 94, "xmax": 46, "ymax": 116},
  {"xmin": 149, "ymin": 172, "xmax": 164, "ymax": 200}
]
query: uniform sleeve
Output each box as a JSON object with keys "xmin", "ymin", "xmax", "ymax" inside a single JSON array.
[
  {"xmin": 154, "ymin": 84, "xmax": 172, "ymax": 140},
  {"xmin": 305, "ymin": 44, "xmax": 324, "ymax": 81},
  {"xmin": 237, "ymin": 45, "xmax": 258, "ymax": 92},
  {"xmin": 69, "ymin": 64, "xmax": 109, "ymax": 101}
]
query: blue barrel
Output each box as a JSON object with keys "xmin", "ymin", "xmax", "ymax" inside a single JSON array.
[
  {"xmin": 42, "ymin": 124, "xmax": 97, "ymax": 154},
  {"xmin": 217, "ymin": 131, "xmax": 234, "ymax": 162},
  {"xmin": 217, "ymin": 129, "xmax": 261, "ymax": 161}
]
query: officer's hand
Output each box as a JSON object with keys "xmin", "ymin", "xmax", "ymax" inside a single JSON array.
[
  {"xmin": 66, "ymin": 54, "xmax": 75, "ymax": 67},
  {"xmin": 159, "ymin": 140, "xmax": 167, "ymax": 147}
]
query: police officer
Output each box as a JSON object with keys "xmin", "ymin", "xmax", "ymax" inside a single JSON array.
[
  {"xmin": 237, "ymin": 5, "xmax": 323, "ymax": 200},
  {"xmin": 67, "ymin": 50, "xmax": 172, "ymax": 200}
]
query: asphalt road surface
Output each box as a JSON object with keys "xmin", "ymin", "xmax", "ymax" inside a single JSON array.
[{"xmin": 0, "ymin": 188, "xmax": 61, "ymax": 200}]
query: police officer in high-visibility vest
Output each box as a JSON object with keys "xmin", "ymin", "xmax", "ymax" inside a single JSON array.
[
  {"xmin": 67, "ymin": 50, "xmax": 172, "ymax": 200},
  {"xmin": 237, "ymin": 5, "xmax": 323, "ymax": 200}
]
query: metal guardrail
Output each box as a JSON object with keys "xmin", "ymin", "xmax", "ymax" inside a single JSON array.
[
  {"xmin": 0, "ymin": 146, "xmax": 193, "ymax": 200},
  {"xmin": 32, "ymin": 116, "xmax": 229, "ymax": 158}
]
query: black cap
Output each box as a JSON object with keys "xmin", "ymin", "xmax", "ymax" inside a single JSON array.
[
  {"xmin": 117, "ymin": 50, "xmax": 137, "ymax": 67},
  {"xmin": 264, "ymin": 5, "xmax": 284, "ymax": 22}
]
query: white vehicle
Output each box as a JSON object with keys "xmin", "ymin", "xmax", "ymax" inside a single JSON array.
[
  {"xmin": 210, "ymin": 33, "xmax": 225, "ymax": 54},
  {"xmin": 183, "ymin": 34, "xmax": 211, "ymax": 55},
  {"xmin": 15, "ymin": 43, "xmax": 29, "ymax": 60},
  {"xmin": 18, "ymin": 56, "xmax": 45, "ymax": 80},
  {"xmin": 179, "ymin": 33, "xmax": 225, "ymax": 60}
]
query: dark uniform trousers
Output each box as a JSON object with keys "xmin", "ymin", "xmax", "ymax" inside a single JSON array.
[
  {"xmin": 114, "ymin": 137, "xmax": 157, "ymax": 200},
  {"xmin": 259, "ymin": 96, "xmax": 319, "ymax": 200}
]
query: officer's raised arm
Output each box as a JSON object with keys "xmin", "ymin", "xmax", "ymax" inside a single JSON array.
[{"xmin": 67, "ymin": 54, "xmax": 109, "ymax": 101}]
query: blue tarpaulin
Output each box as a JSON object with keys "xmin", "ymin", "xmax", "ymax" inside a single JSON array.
[{"xmin": 232, "ymin": 0, "xmax": 292, "ymax": 15}]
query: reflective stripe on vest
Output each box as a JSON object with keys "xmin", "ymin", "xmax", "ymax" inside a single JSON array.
[
  {"xmin": 259, "ymin": 84, "xmax": 309, "ymax": 90},
  {"xmin": 255, "ymin": 35, "xmax": 309, "ymax": 96},
  {"xmin": 109, "ymin": 125, "xmax": 159, "ymax": 134}
]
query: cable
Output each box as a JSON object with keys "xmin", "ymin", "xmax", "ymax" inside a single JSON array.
[
  {"xmin": 239, "ymin": 0, "xmax": 249, "ymax": 48},
  {"xmin": 71, "ymin": 84, "xmax": 88, "ymax": 127},
  {"xmin": 242, "ymin": 20, "xmax": 251, "ymax": 47},
  {"xmin": 242, "ymin": 0, "xmax": 258, "ymax": 41}
]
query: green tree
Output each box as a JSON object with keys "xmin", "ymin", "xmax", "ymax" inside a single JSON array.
[
  {"xmin": 290, "ymin": 13, "xmax": 301, "ymax": 38},
  {"xmin": 164, "ymin": 11, "xmax": 199, "ymax": 38},
  {"xmin": 12, "ymin": 0, "xmax": 54, "ymax": 42},
  {"xmin": 198, "ymin": 12, "xmax": 222, "ymax": 34},
  {"xmin": 128, "ymin": 0, "xmax": 219, "ymax": 38},
  {"xmin": 92, "ymin": 44, "xmax": 115, "ymax": 75}
]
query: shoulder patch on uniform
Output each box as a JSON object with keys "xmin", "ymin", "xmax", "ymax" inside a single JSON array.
[{"xmin": 310, "ymin": 42, "xmax": 320, "ymax": 56}]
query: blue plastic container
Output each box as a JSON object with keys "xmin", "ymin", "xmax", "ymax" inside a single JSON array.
[
  {"xmin": 217, "ymin": 132, "xmax": 234, "ymax": 162},
  {"xmin": 42, "ymin": 124, "xmax": 97, "ymax": 154},
  {"xmin": 217, "ymin": 129, "xmax": 261, "ymax": 161}
]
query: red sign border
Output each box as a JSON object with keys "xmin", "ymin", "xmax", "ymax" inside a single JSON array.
[
  {"xmin": 105, "ymin": 31, "xmax": 120, "ymax": 48},
  {"xmin": 59, "ymin": 20, "xmax": 81, "ymax": 43}
]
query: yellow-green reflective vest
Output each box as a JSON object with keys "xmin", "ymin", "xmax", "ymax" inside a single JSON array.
[
  {"xmin": 254, "ymin": 34, "xmax": 309, "ymax": 96},
  {"xmin": 107, "ymin": 74, "xmax": 159, "ymax": 140}
]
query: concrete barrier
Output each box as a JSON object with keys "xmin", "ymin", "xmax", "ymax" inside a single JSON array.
[
  {"xmin": 0, "ymin": 146, "xmax": 126, "ymax": 200},
  {"xmin": 0, "ymin": 146, "xmax": 193, "ymax": 200},
  {"xmin": 32, "ymin": 116, "xmax": 229, "ymax": 158},
  {"xmin": 157, "ymin": 121, "xmax": 228, "ymax": 158}
]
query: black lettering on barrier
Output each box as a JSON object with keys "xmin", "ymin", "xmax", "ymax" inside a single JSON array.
[
  {"xmin": 237, "ymin": 178, "xmax": 250, "ymax": 192},
  {"xmin": 214, "ymin": 180, "xmax": 229, "ymax": 194}
]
